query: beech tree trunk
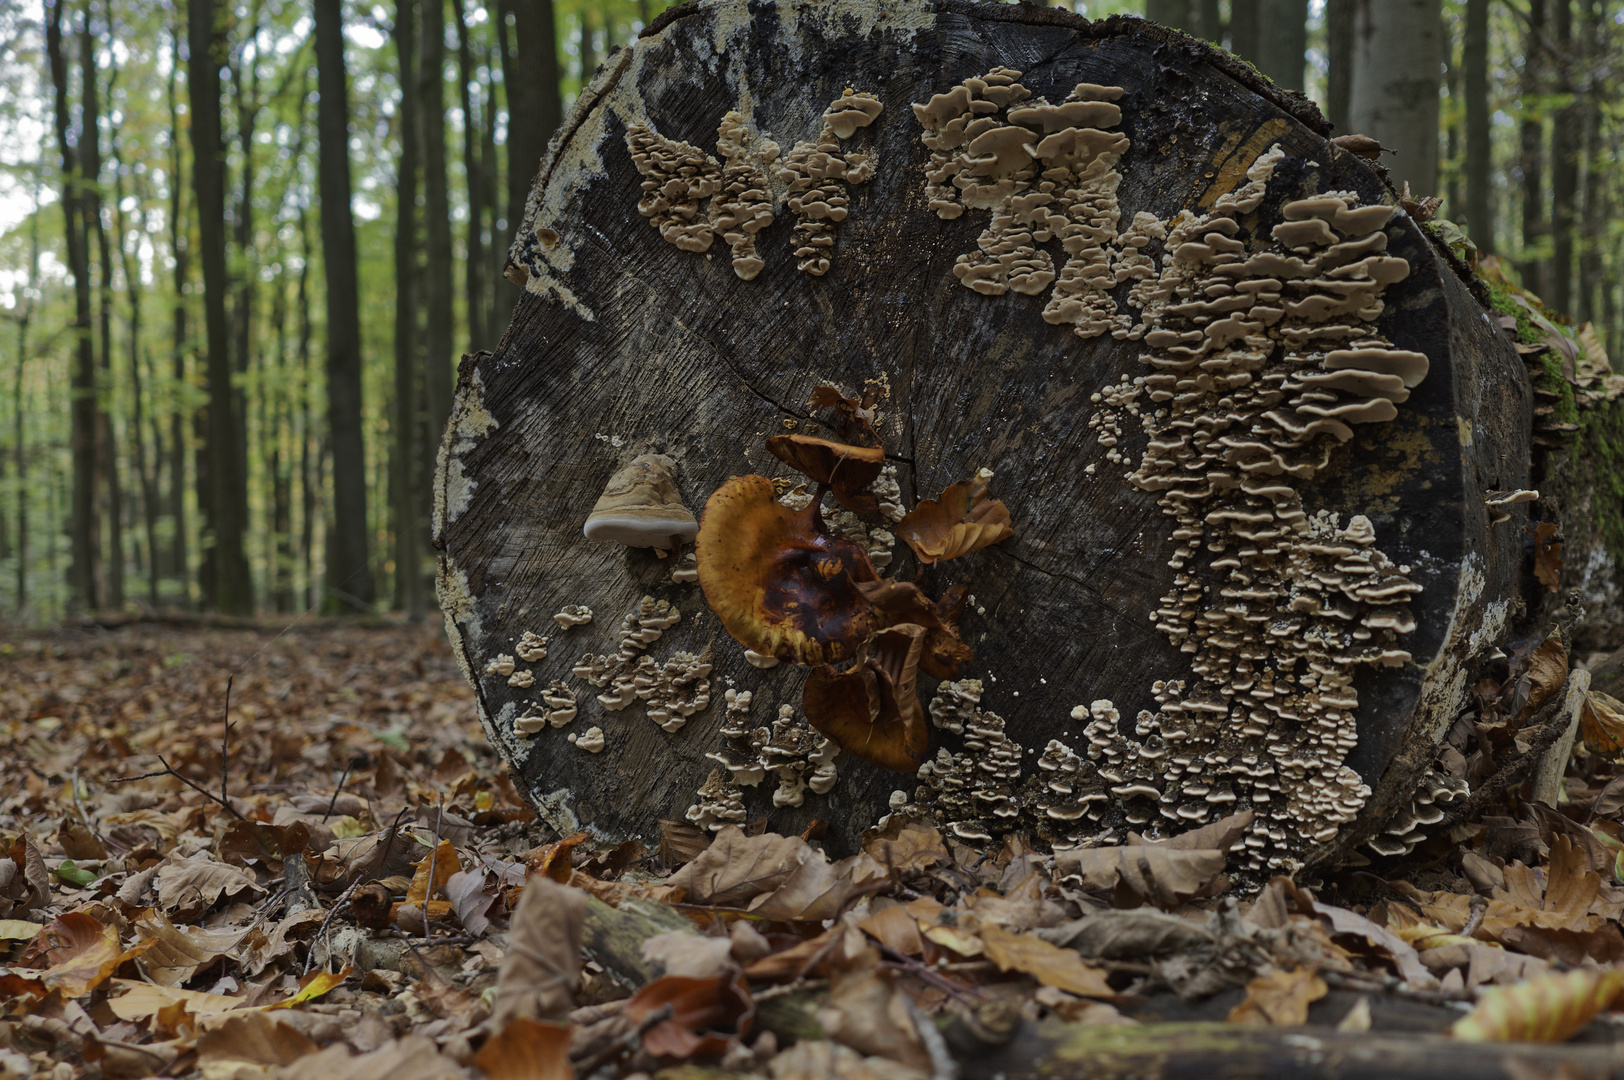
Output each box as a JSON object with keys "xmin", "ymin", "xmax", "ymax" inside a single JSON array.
[
  {"xmin": 437, "ymin": 1, "xmax": 1548, "ymax": 876},
  {"xmin": 1349, "ymin": 0, "xmax": 1442, "ymax": 195}
]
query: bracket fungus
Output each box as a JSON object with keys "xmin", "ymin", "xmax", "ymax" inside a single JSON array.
[{"xmin": 583, "ymin": 454, "xmax": 698, "ymax": 550}]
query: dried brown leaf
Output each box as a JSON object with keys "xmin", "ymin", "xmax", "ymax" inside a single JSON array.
[
  {"xmin": 642, "ymin": 932, "xmax": 738, "ymax": 980},
  {"xmin": 746, "ymin": 852, "xmax": 888, "ymax": 921},
  {"xmin": 1454, "ymin": 968, "xmax": 1624, "ymax": 1042},
  {"xmin": 1227, "ymin": 966, "xmax": 1327, "ymax": 1026},
  {"xmin": 473, "ymin": 1018, "xmax": 575, "ymax": 1080},
  {"xmin": 154, "ymin": 852, "xmax": 265, "ymax": 914},
  {"xmin": 665, "ymin": 827, "xmax": 814, "ymax": 907},
  {"xmin": 197, "ymin": 1011, "xmax": 320, "ymax": 1074},
  {"xmin": 861, "ymin": 821, "xmax": 948, "ymax": 878},
  {"xmin": 491, "ymin": 875, "xmax": 586, "ymax": 1026},
  {"xmin": 979, "ymin": 924, "xmax": 1116, "ymax": 999},
  {"xmin": 1532, "ymin": 522, "xmax": 1564, "ymax": 591},
  {"xmin": 622, "ymin": 972, "xmax": 755, "ymax": 1060},
  {"xmin": 1053, "ymin": 844, "xmax": 1226, "ymax": 906},
  {"xmin": 1128, "ymin": 810, "xmax": 1254, "ymax": 853},
  {"xmin": 133, "ymin": 909, "xmax": 247, "ymax": 988},
  {"xmin": 272, "ymin": 1033, "xmax": 469, "ymax": 1080},
  {"xmin": 814, "ymin": 951, "xmax": 930, "ymax": 1071},
  {"xmin": 1581, "ymin": 691, "xmax": 1624, "ymax": 756},
  {"xmin": 895, "ymin": 470, "xmax": 1013, "ymax": 564}
]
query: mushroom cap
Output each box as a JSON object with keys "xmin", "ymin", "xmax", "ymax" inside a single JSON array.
[
  {"xmin": 803, "ymin": 623, "xmax": 930, "ymax": 772},
  {"xmin": 695, "ymin": 474, "xmax": 881, "ymax": 665},
  {"xmin": 896, "ymin": 469, "xmax": 1015, "ymax": 564},
  {"xmin": 584, "ymin": 453, "xmax": 699, "ymax": 549},
  {"xmin": 857, "ymin": 578, "xmax": 974, "ymax": 680},
  {"xmin": 765, "ymin": 434, "xmax": 886, "ymax": 513}
]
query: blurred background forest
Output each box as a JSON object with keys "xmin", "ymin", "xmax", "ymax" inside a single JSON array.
[{"xmin": 0, "ymin": 0, "xmax": 1614, "ymax": 623}]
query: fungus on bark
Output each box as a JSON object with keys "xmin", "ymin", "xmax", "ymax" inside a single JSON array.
[
  {"xmin": 583, "ymin": 454, "xmax": 699, "ymax": 550},
  {"xmin": 694, "ymin": 474, "xmax": 881, "ymax": 666},
  {"xmin": 765, "ymin": 434, "xmax": 886, "ymax": 514}
]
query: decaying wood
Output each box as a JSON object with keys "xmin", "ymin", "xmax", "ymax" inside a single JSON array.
[
  {"xmin": 436, "ymin": 0, "xmax": 1537, "ymax": 874},
  {"xmin": 958, "ymin": 1019, "xmax": 1624, "ymax": 1080},
  {"xmin": 581, "ymin": 894, "xmax": 695, "ymax": 988}
]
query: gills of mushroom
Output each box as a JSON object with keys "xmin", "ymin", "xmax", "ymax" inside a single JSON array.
[{"xmin": 583, "ymin": 453, "xmax": 699, "ymax": 549}]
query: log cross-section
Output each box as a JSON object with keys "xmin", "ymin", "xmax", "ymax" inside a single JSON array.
[{"xmin": 435, "ymin": 0, "xmax": 1532, "ymax": 877}]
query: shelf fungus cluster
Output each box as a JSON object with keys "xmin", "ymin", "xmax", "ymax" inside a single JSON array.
[
  {"xmin": 913, "ymin": 68, "xmax": 1130, "ymax": 337},
  {"xmin": 694, "ymin": 386, "xmax": 1013, "ymax": 774},
  {"xmin": 686, "ymin": 693, "xmax": 842, "ymax": 830},
  {"xmin": 624, "ymin": 91, "xmax": 881, "ymax": 280},
  {"xmin": 569, "ymin": 598, "xmax": 713, "ymax": 733},
  {"xmin": 778, "ymin": 90, "xmax": 884, "ymax": 275},
  {"xmin": 1063, "ymin": 143, "xmax": 1433, "ymax": 872}
]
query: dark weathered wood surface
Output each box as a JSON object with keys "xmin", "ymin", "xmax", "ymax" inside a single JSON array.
[{"xmin": 435, "ymin": 0, "xmax": 1532, "ymax": 870}]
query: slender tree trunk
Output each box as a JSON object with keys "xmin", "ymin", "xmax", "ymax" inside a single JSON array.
[
  {"xmin": 83, "ymin": 8, "xmax": 124, "ymax": 610},
  {"xmin": 12, "ymin": 177, "xmax": 38, "ymax": 612},
  {"xmin": 1550, "ymin": 0, "xmax": 1577, "ymax": 315},
  {"xmin": 1444, "ymin": 20, "xmax": 1460, "ymax": 219},
  {"xmin": 1229, "ymin": 0, "xmax": 1259, "ymax": 66},
  {"xmin": 482, "ymin": 35, "xmax": 503, "ymax": 346},
  {"xmin": 112, "ymin": 148, "xmax": 161, "ymax": 608},
  {"xmin": 1145, "ymin": 0, "xmax": 1192, "ymax": 32},
  {"xmin": 579, "ymin": 8, "xmax": 596, "ymax": 85},
  {"xmin": 1576, "ymin": 0, "xmax": 1603, "ymax": 324},
  {"xmin": 1325, "ymin": 0, "xmax": 1355, "ymax": 130},
  {"xmin": 1519, "ymin": 0, "xmax": 1548, "ymax": 297},
  {"xmin": 231, "ymin": 9, "xmax": 263, "ymax": 529},
  {"xmin": 298, "ymin": 194, "xmax": 317, "ymax": 611},
  {"xmin": 190, "ymin": 0, "xmax": 255, "ymax": 613},
  {"xmin": 46, "ymin": 0, "xmax": 99, "ymax": 612},
  {"xmin": 314, "ymin": 0, "xmax": 376, "ymax": 612},
  {"xmin": 394, "ymin": 0, "xmax": 425, "ymax": 620},
  {"xmin": 1254, "ymin": 0, "xmax": 1307, "ymax": 92},
  {"xmin": 1464, "ymin": 0, "xmax": 1491, "ymax": 248},
  {"xmin": 166, "ymin": 19, "xmax": 190, "ymax": 603},
  {"xmin": 421, "ymin": 0, "xmax": 455, "ymax": 535},
  {"xmin": 501, "ymin": 0, "xmax": 561, "ymax": 267},
  {"xmin": 1349, "ymin": 0, "xmax": 1442, "ymax": 194},
  {"xmin": 455, "ymin": 0, "xmax": 487, "ymax": 353}
]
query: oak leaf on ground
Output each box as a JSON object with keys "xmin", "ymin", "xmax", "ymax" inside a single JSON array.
[
  {"xmin": 491, "ymin": 875, "xmax": 586, "ymax": 1026},
  {"xmin": 1227, "ymin": 966, "xmax": 1327, "ymax": 1026}
]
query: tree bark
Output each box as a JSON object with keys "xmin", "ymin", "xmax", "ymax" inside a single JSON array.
[
  {"xmin": 111, "ymin": 137, "xmax": 161, "ymax": 609},
  {"xmin": 1463, "ymin": 0, "xmax": 1491, "ymax": 249},
  {"xmin": 166, "ymin": 16, "xmax": 190, "ymax": 603},
  {"xmin": 82, "ymin": 13, "xmax": 124, "ymax": 610},
  {"xmin": 1253, "ymin": 0, "xmax": 1307, "ymax": 93},
  {"xmin": 45, "ymin": 0, "xmax": 100, "ymax": 613},
  {"xmin": 499, "ymin": 0, "xmax": 561, "ymax": 272},
  {"xmin": 1324, "ymin": 0, "xmax": 1354, "ymax": 131},
  {"xmin": 1349, "ymin": 0, "xmax": 1442, "ymax": 195},
  {"xmin": 314, "ymin": 0, "xmax": 377, "ymax": 613},
  {"xmin": 1519, "ymin": 0, "xmax": 1547, "ymax": 298},
  {"xmin": 395, "ymin": 0, "xmax": 425, "ymax": 620},
  {"xmin": 420, "ymin": 0, "xmax": 456, "ymax": 551},
  {"xmin": 190, "ymin": 0, "xmax": 255, "ymax": 614},
  {"xmin": 440, "ymin": 1, "xmax": 1536, "ymax": 875},
  {"xmin": 455, "ymin": 0, "xmax": 489, "ymax": 354},
  {"xmin": 1549, "ymin": 0, "xmax": 1577, "ymax": 315}
]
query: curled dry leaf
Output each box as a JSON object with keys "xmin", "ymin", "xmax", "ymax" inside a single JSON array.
[
  {"xmin": 1532, "ymin": 521, "xmax": 1564, "ymax": 591},
  {"xmin": 274, "ymin": 1033, "xmax": 469, "ymax": 1080},
  {"xmin": 643, "ymin": 932, "xmax": 739, "ymax": 980},
  {"xmin": 1053, "ymin": 844, "xmax": 1227, "ymax": 907},
  {"xmin": 132, "ymin": 909, "xmax": 247, "ymax": 988},
  {"xmin": 622, "ymin": 972, "xmax": 755, "ymax": 1060},
  {"xmin": 491, "ymin": 875, "xmax": 587, "ymax": 1026},
  {"xmin": 815, "ymin": 950, "xmax": 931, "ymax": 1072},
  {"xmin": 1453, "ymin": 968, "xmax": 1624, "ymax": 1042},
  {"xmin": 768, "ymin": 1039, "xmax": 928, "ymax": 1080},
  {"xmin": 1227, "ymin": 966, "xmax": 1328, "ymax": 1026},
  {"xmin": 861, "ymin": 821, "xmax": 949, "ymax": 878},
  {"xmin": 196, "ymin": 1010, "xmax": 320, "ymax": 1073},
  {"xmin": 406, "ymin": 839, "xmax": 463, "ymax": 904},
  {"xmin": 665, "ymin": 827, "xmax": 815, "ymax": 907},
  {"xmin": 695, "ymin": 474, "xmax": 880, "ymax": 666},
  {"xmin": 28, "ymin": 913, "xmax": 154, "ymax": 998},
  {"xmin": 747, "ymin": 851, "xmax": 890, "ymax": 922},
  {"xmin": 473, "ymin": 1017, "xmax": 576, "ymax": 1080},
  {"xmin": 803, "ymin": 625, "xmax": 930, "ymax": 772},
  {"xmin": 1581, "ymin": 689, "xmax": 1624, "ymax": 756},
  {"xmin": 1039, "ymin": 909, "xmax": 1215, "ymax": 959},
  {"xmin": 895, "ymin": 469, "xmax": 1013, "ymax": 564},
  {"xmin": 979, "ymin": 924, "xmax": 1116, "ymax": 999},
  {"xmin": 528, "ymin": 832, "xmax": 592, "ymax": 884}
]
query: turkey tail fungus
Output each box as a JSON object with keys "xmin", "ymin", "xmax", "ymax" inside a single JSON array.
[{"xmin": 437, "ymin": 0, "xmax": 1568, "ymax": 878}]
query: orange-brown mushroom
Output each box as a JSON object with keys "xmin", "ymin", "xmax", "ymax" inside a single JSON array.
[
  {"xmin": 896, "ymin": 469, "xmax": 1015, "ymax": 564},
  {"xmin": 765, "ymin": 434, "xmax": 886, "ymax": 514},
  {"xmin": 807, "ymin": 384, "xmax": 882, "ymax": 446},
  {"xmin": 695, "ymin": 474, "xmax": 880, "ymax": 665},
  {"xmin": 803, "ymin": 623, "xmax": 929, "ymax": 771}
]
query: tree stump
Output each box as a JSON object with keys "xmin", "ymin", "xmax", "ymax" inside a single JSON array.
[{"xmin": 435, "ymin": 0, "xmax": 1536, "ymax": 877}]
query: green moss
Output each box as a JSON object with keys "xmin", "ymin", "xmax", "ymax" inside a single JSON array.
[
  {"xmin": 1540, "ymin": 352, "xmax": 1582, "ymax": 426},
  {"xmin": 1577, "ymin": 404, "xmax": 1624, "ymax": 565},
  {"xmin": 1484, "ymin": 279, "xmax": 1544, "ymax": 347}
]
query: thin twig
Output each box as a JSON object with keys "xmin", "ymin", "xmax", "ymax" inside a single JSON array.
[
  {"xmin": 571, "ymin": 1004, "xmax": 674, "ymax": 1076},
  {"xmin": 876, "ymin": 943, "xmax": 985, "ymax": 1003},
  {"xmin": 304, "ymin": 878, "xmax": 364, "ymax": 976},
  {"xmin": 1319, "ymin": 968, "xmax": 1474, "ymax": 1005},
  {"xmin": 752, "ymin": 978, "xmax": 829, "ymax": 1002},
  {"xmin": 109, "ymin": 754, "xmax": 247, "ymax": 821},
  {"xmin": 323, "ymin": 755, "xmax": 362, "ymax": 822},
  {"xmin": 907, "ymin": 996, "xmax": 959, "ymax": 1080},
  {"xmin": 1462, "ymin": 894, "xmax": 1489, "ymax": 939},
  {"xmin": 220, "ymin": 674, "xmax": 234, "ymax": 812}
]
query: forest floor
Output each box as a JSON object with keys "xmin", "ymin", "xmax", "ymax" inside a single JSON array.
[{"xmin": 5, "ymin": 621, "xmax": 1624, "ymax": 1080}]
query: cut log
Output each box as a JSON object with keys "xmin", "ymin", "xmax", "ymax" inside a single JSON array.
[{"xmin": 435, "ymin": 0, "xmax": 1537, "ymax": 877}]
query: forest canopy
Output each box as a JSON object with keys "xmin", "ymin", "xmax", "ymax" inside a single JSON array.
[{"xmin": 0, "ymin": 0, "xmax": 1614, "ymax": 621}]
